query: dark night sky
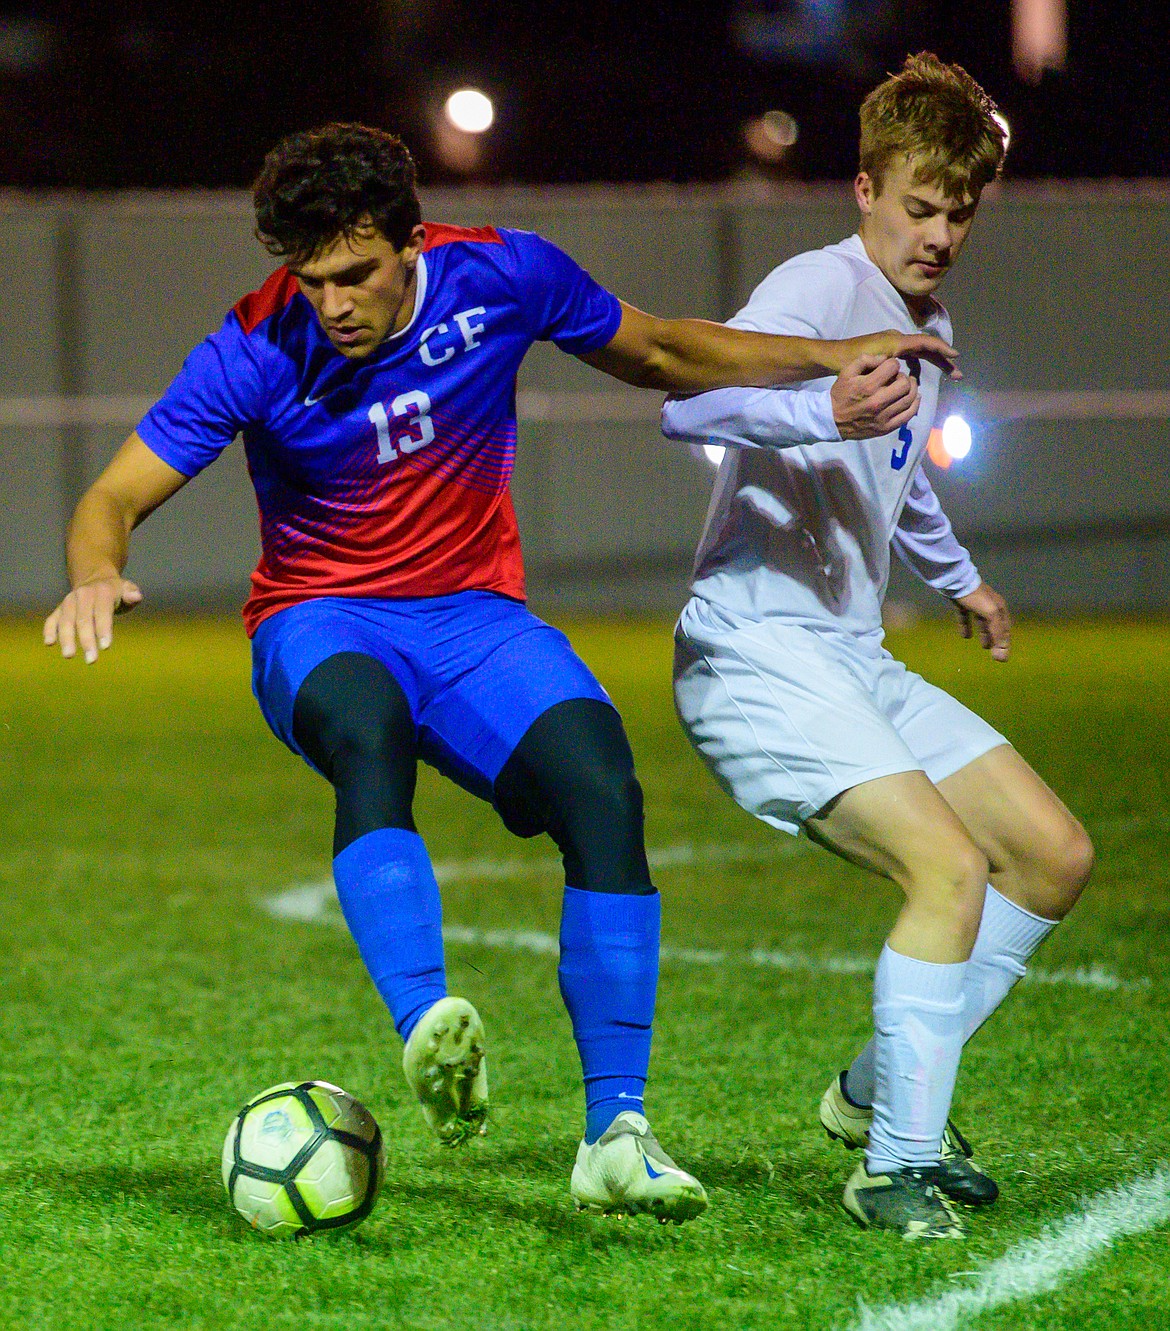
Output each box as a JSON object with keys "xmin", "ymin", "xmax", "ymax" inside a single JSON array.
[{"xmin": 0, "ymin": 2, "xmax": 1166, "ymax": 188}]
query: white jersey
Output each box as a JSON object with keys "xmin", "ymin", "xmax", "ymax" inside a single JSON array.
[{"xmin": 661, "ymin": 233, "xmax": 979, "ymax": 653}]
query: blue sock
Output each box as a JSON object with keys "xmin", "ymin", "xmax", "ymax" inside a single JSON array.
[
  {"xmin": 558, "ymin": 886, "xmax": 660, "ymax": 1144},
  {"xmin": 332, "ymin": 828, "xmax": 447, "ymax": 1043}
]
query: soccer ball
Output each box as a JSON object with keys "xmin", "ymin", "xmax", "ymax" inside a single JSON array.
[{"xmin": 221, "ymin": 1080, "xmax": 385, "ymax": 1238}]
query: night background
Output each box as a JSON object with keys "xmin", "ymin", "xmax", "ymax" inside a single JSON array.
[
  {"xmin": 2, "ymin": 2, "xmax": 1170, "ymax": 1327},
  {"xmin": 0, "ymin": 1, "xmax": 1165, "ymax": 188}
]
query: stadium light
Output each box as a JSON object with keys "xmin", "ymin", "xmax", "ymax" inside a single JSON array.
[
  {"xmin": 1012, "ymin": 0, "xmax": 1067, "ymax": 84},
  {"xmin": 445, "ymin": 89, "xmax": 494, "ymax": 135},
  {"xmin": 761, "ymin": 109, "xmax": 798, "ymax": 147},
  {"xmin": 941, "ymin": 414, "xmax": 973, "ymax": 460},
  {"xmin": 743, "ymin": 109, "xmax": 799, "ymax": 165}
]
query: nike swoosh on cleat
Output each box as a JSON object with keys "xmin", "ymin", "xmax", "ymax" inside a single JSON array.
[
  {"xmin": 303, "ymin": 394, "xmax": 322, "ymax": 406},
  {"xmin": 644, "ymin": 1158, "xmax": 664, "ymax": 1180}
]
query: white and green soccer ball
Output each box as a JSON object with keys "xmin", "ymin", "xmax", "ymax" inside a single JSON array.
[{"xmin": 222, "ymin": 1081, "xmax": 385, "ymax": 1238}]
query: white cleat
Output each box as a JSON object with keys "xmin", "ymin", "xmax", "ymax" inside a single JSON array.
[
  {"xmin": 570, "ymin": 1111, "xmax": 708, "ymax": 1225},
  {"xmin": 402, "ymin": 996, "xmax": 488, "ymax": 1147}
]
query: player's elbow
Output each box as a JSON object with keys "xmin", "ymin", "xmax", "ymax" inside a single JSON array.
[
  {"xmin": 81, "ymin": 476, "xmax": 151, "ymax": 538},
  {"xmin": 623, "ymin": 343, "xmax": 674, "ymax": 391},
  {"xmin": 625, "ymin": 316, "xmax": 694, "ymax": 391}
]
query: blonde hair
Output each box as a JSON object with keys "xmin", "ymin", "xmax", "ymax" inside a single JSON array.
[{"xmin": 859, "ymin": 52, "xmax": 1007, "ymax": 201}]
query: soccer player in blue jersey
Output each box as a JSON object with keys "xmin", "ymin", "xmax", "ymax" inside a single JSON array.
[{"xmin": 44, "ymin": 123, "xmax": 956, "ymax": 1222}]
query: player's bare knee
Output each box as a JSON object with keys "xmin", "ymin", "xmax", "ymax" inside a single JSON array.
[
  {"xmin": 1037, "ymin": 818, "xmax": 1095, "ymax": 918},
  {"xmin": 940, "ymin": 871, "xmax": 987, "ymax": 939},
  {"xmin": 918, "ymin": 889, "xmax": 984, "ymax": 957},
  {"xmin": 1067, "ymin": 822, "xmax": 1095, "ymax": 890},
  {"xmin": 912, "ymin": 836, "xmax": 988, "ymax": 897},
  {"xmin": 905, "ymin": 840, "xmax": 988, "ymax": 941}
]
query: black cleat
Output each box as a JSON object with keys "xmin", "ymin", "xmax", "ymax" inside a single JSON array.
[{"xmin": 939, "ymin": 1118, "xmax": 999, "ymax": 1206}]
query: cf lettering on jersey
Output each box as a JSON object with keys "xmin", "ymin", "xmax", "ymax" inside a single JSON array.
[{"xmin": 418, "ymin": 306, "xmax": 488, "ymax": 366}]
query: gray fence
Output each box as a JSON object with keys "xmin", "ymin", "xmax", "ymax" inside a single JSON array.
[{"xmin": 4, "ymin": 182, "xmax": 1169, "ymax": 619}]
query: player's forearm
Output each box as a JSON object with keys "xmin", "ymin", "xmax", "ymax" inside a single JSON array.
[
  {"xmin": 892, "ymin": 527, "xmax": 981, "ymax": 600},
  {"xmin": 637, "ymin": 320, "xmax": 843, "ymax": 392},
  {"xmin": 892, "ymin": 474, "xmax": 981, "ymax": 599},
  {"xmin": 585, "ymin": 304, "xmax": 959, "ymax": 393},
  {"xmin": 65, "ymin": 485, "xmax": 134, "ymax": 588},
  {"xmin": 661, "ymin": 385, "xmax": 838, "ymax": 449}
]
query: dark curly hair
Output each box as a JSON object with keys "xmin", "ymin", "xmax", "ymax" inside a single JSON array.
[{"xmin": 252, "ymin": 123, "xmax": 423, "ymax": 266}]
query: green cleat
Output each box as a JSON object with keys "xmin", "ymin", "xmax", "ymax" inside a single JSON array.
[
  {"xmin": 842, "ymin": 1159, "xmax": 965, "ymax": 1240},
  {"xmin": 571, "ymin": 1111, "xmax": 708, "ymax": 1225},
  {"xmin": 402, "ymin": 996, "xmax": 488, "ymax": 1147},
  {"xmin": 819, "ymin": 1071, "xmax": 999, "ymax": 1207}
]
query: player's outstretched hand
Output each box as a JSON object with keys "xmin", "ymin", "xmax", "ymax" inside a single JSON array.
[
  {"xmin": 831, "ymin": 355, "xmax": 923, "ymax": 439},
  {"xmin": 43, "ymin": 575, "xmax": 143, "ymax": 664},
  {"xmin": 955, "ymin": 582, "xmax": 1010, "ymax": 662},
  {"xmin": 838, "ymin": 330, "xmax": 961, "ymax": 380}
]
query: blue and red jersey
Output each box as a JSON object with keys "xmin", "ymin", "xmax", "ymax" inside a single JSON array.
[{"xmin": 137, "ymin": 224, "xmax": 622, "ymax": 636}]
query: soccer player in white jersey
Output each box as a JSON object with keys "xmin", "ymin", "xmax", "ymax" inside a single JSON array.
[{"xmin": 662, "ymin": 54, "xmax": 1094, "ymax": 1239}]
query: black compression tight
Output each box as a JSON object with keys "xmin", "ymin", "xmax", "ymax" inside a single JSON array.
[
  {"xmin": 494, "ymin": 698, "xmax": 654, "ymax": 894},
  {"xmin": 291, "ymin": 652, "xmax": 654, "ymax": 894},
  {"xmin": 293, "ymin": 653, "xmax": 418, "ymax": 855}
]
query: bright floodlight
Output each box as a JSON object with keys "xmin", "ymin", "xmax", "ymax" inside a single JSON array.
[
  {"xmin": 941, "ymin": 414, "xmax": 973, "ymax": 460},
  {"xmin": 446, "ymin": 89, "xmax": 494, "ymax": 134},
  {"xmin": 703, "ymin": 444, "xmax": 726, "ymax": 468}
]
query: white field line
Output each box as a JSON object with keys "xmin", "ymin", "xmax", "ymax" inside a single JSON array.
[
  {"xmin": 423, "ymin": 837, "xmax": 798, "ymax": 888},
  {"xmin": 258, "ymin": 845, "xmax": 1148, "ymax": 991},
  {"xmin": 846, "ymin": 1167, "xmax": 1170, "ymax": 1331},
  {"xmin": 265, "ymin": 840, "xmax": 793, "ymax": 913}
]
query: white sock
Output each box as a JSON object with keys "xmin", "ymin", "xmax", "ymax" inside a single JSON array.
[
  {"xmin": 865, "ymin": 944, "xmax": 966, "ymax": 1174},
  {"xmin": 962, "ymin": 883, "xmax": 1056, "ymax": 1041},
  {"xmin": 844, "ymin": 884, "xmax": 1058, "ymax": 1107}
]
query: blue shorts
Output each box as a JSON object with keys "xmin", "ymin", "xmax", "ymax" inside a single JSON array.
[{"xmin": 251, "ymin": 591, "xmax": 612, "ymax": 801}]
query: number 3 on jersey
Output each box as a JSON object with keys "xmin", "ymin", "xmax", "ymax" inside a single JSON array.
[
  {"xmin": 890, "ymin": 422, "xmax": 913, "ymax": 471},
  {"xmin": 369, "ymin": 391, "xmax": 434, "ymax": 464}
]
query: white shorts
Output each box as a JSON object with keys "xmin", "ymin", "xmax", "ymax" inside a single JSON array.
[{"xmin": 673, "ymin": 598, "xmax": 1008, "ymax": 836}]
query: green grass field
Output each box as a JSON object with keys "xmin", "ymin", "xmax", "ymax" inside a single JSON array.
[{"xmin": 1, "ymin": 612, "xmax": 1168, "ymax": 1329}]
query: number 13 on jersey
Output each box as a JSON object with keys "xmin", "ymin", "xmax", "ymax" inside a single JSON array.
[{"xmin": 369, "ymin": 391, "xmax": 435, "ymax": 464}]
